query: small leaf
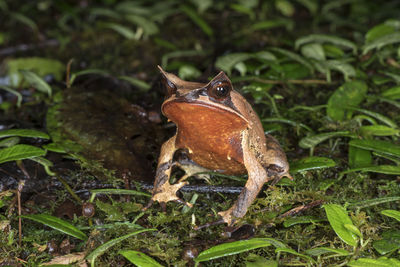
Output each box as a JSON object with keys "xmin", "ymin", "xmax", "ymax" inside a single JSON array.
[
  {"xmin": 0, "ymin": 129, "xmax": 49, "ymax": 139},
  {"xmin": 301, "ymin": 43, "xmax": 326, "ymax": 60},
  {"xmin": 119, "ymin": 250, "xmax": 162, "ymax": 267},
  {"xmin": 269, "ymin": 47, "xmax": 314, "ymax": 73},
  {"xmin": 323, "ymin": 204, "xmax": 358, "ymax": 246},
  {"xmin": 323, "ymin": 60, "xmax": 356, "ymax": 81},
  {"xmin": 125, "ymin": 15, "xmax": 159, "ymax": 36},
  {"xmin": 0, "ymin": 86, "xmax": 22, "ymax": 107},
  {"xmin": 299, "ymin": 131, "xmax": 353, "ymax": 149},
  {"xmin": 381, "ymin": 210, "xmax": 400, "ymax": 222},
  {"xmin": 90, "ymin": 188, "xmax": 151, "ymax": 197},
  {"xmin": 69, "ymin": 69, "xmax": 109, "ymax": 86},
  {"xmin": 283, "ymin": 216, "xmax": 325, "ymax": 227},
  {"xmin": 0, "ymin": 144, "xmax": 46, "ymax": 164},
  {"xmin": 103, "ymin": 23, "xmax": 136, "ymax": 39},
  {"xmin": 327, "ymin": 81, "xmax": 368, "ymax": 121},
  {"xmin": 20, "ymin": 70, "xmax": 52, "ymax": 97},
  {"xmin": 348, "ymin": 257, "xmax": 400, "ymax": 267},
  {"xmin": 349, "ymin": 139, "xmax": 400, "ymax": 158},
  {"xmin": 373, "ymin": 230, "xmax": 400, "ymax": 255},
  {"xmin": 195, "ymin": 238, "xmax": 275, "ymax": 262},
  {"xmin": 347, "ymin": 107, "xmax": 397, "ymax": 128},
  {"xmin": 86, "ymin": 229, "xmax": 156, "ymax": 267},
  {"xmin": 363, "ymin": 32, "xmax": 400, "ymax": 55},
  {"xmin": 119, "ymin": 76, "xmax": 151, "ymax": 91},
  {"xmin": 215, "ymin": 53, "xmax": 252, "ymax": 75},
  {"xmin": 21, "ymin": 214, "xmax": 87, "ymax": 240},
  {"xmin": 366, "ymin": 24, "xmax": 396, "ymax": 43},
  {"xmin": 275, "ymin": 0, "xmax": 295, "ymax": 17},
  {"xmin": 0, "ymin": 137, "xmax": 20, "ymax": 148},
  {"xmin": 295, "ymin": 34, "xmax": 357, "ymax": 54},
  {"xmin": 252, "ymin": 19, "xmax": 293, "ymax": 31},
  {"xmin": 344, "ymin": 224, "xmax": 363, "ymax": 238},
  {"xmin": 348, "ymin": 196, "xmax": 400, "ymax": 209},
  {"xmin": 275, "ymin": 248, "xmax": 315, "ymax": 263},
  {"xmin": 348, "ymin": 146, "xmax": 372, "ymax": 168},
  {"xmin": 290, "ymin": 156, "xmax": 336, "ymax": 173},
  {"xmin": 10, "ymin": 12, "xmax": 38, "ymax": 31},
  {"xmin": 359, "ymin": 125, "xmax": 399, "ymax": 137},
  {"xmin": 382, "ymin": 86, "xmax": 400, "ymax": 100},
  {"xmin": 180, "ymin": 5, "xmax": 213, "ymax": 37},
  {"xmin": 305, "ymin": 247, "xmax": 350, "ymax": 256},
  {"xmin": 341, "ymin": 165, "xmax": 400, "ymax": 176},
  {"xmin": 178, "ymin": 65, "xmax": 202, "ymax": 80}
]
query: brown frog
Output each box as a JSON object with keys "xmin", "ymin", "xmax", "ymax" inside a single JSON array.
[{"xmin": 146, "ymin": 66, "xmax": 291, "ymax": 225}]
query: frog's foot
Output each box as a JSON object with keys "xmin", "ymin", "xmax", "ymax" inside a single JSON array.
[
  {"xmin": 142, "ymin": 180, "xmax": 192, "ymax": 211},
  {"xmin": 218, "ymin": 209, "xmax": 237, "ymax": 226}
]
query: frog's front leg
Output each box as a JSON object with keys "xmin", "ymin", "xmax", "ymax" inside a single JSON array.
[
  {"xmin": 144, "ymin": 135, "xmax": 191, "ymax": 210},
  {"xmin": 218, "ymin": 132, "xmax": 270, "ymax": 225}
]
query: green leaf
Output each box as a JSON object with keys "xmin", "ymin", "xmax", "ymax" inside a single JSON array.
[
  {"xmin": 21, "ymin": 214, "xmax": 87, "ymax": 240},
  {"xmin": 90, "ymin": 188, "xmax": 151, "ymax": 198},
  {"xmin": 349, "ymin": 139, "xmax": 400, "ymax": 158},
  {"xmin": 0, "ymin": 144, "xmax": 46, "ymax": 164},
  {"xmin": 20, "ymin": 70, "xmax": 52, "ymax": 97},
  {"xmin": 348, "ymin": 196, "xmax": 400, "ymax": 209},
  {"xmin": 195, "ymin": 238, "xmax": 275, "ymax": 262},
  {"xmin": 295, "ymin": 34, "xmax": 357, "ymax": 54},
  {"xmin": 348, "ymin": 257, "xmax": 400, "ymax": 267},
  {"xmin": 0, "ymin": 86, "xmax": 22, "ymax": 107},
  {"xmin": 252, "ymin": 19, "xmax": 293, "ymax": 31},
  {"xmin": 0, "ymin": 137, "xmax": 20, "ymax": 148},
  {"xmin": 103, "ymin": 23, "xmax": 136, "ymax": 39},
  {"xmin": 283, "ymin": 216, "xmax": 325, "ymax": 227},
  {"xmin": 305, "ymin": 247, "xmax": 350, "ymax": 256},
  {"xmin": 178, "ymin": 65, "xmax": 202, "ymax": 80},
  {"xmin": 323, "ymin": 60, "xmax": 356, "ymax": 81},
  {"xmin": 359, "ymin": 125, "xmax": 399, "ymax": 137},
  {"xmin": 275, "ymin": 248, "xmax": 315, "ymax": 263},
  {"xmin": 275, "ymin": 0, "xmax": 295, "ymax": 17},
  {"xmin": 299, "ymin": 131, "xmax": 353, "ymax": 149},
  {"xmin": 6, "ymin": 57, "xmax": 65, "ymax": 87},
  {"xmin": 381, "ymin": 210, "xmax": 400, "ymax": 222},
  {"xmin": 382, "ymin": 86, "xmax": 400, "ymax": 100},
  {"xmin": 290, "ymin": 156, "xmax": 336, "ymax": 173},
  {"xmin": 373, "ymin": 230, "xmax": 400, "ymax": 255},
  {"xmin": 269, "ymin": 47, "xmax": 314, "ymax": 73},
  {"xmin": 366, "ymin": 24, "xmax": 396, "ymax": 43},
  {"xmin": 301, "ymin": 43, "xmax": 326, "ymax": 60},
  {"xmin": 69, "ymin": 69, "xmax": 109, "ymax": 86},
  {"xmin": 215, "ymin": 53, "xmax": 252, "ymax": 75},
  {"xmin": 180, "ymin": 5, "xmax": 213, "ymax": 37},
  {"xmin": 119, "ymin": 250, "xmax": 162, "ymax": 267},
  {"xmin": 323, "ymin": 204, "xmax": 358, "ymax": 246},
  {"xmin": 344, "ymin": 224, "xmax": 363, "ymax": 238},
  {"xmin": 86, "ymin": 229, "xmax": 156, "ymax": 267},
  {"xmin": 348, "ymin": 146, "xmax": 372, "ymax": 168},
  {"xmin": 125, "ymin": 15, "xmax": 159, "ymax": 36},
  {"xmin": 42, "ymin": 143, "xmax": 66, "ymax": 153},
  {"xmin": 10, "ymin": 12, "xmax": 38, "ymax": 31},
  {"xmin": 118, "ymin": 76, "xmax": 151, "ymax": 91},
  {"xmin": 363, "ymin": 32, "xmax": 400, "ymax": 55},
  {"xmin": 30, "ymin": 156, "xmax": 56, "ymax": 176},
  {"xmin": 0, "ymin": 129, "xmax": 49, "ymax": 139},
  {"xmin": 347, "ymin": 107, "xmax": 397, "ymax": 128},
  {"xmin": 341, "ymin": 165, "xmax": 400, "ymax": 175},
  {"xmin": 327, "ymin": 81, "xmax": 368, "ymax": 121}
]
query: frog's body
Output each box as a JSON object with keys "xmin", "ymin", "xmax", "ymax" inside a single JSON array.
[{"xmin": 147, "ymin": 67, "xmax": 291, "ymax": 225}]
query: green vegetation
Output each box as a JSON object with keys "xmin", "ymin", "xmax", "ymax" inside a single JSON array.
[{"xmin": 0, "ymin": 0, "xmax": 400, "ymax": 266}]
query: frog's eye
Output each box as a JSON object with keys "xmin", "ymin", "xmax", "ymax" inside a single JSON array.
[{"xmin": 209, "ymin": 81, "xmax": 231, "ymax": 100}]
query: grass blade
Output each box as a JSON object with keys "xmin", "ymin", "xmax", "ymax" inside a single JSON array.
[
  {"xmin": 21, "ymin": 214, "xmax": 87, "ymax": 240},
  {"xmin": 119, "ymin": 250, "xmax": 163, "ymax": 267}
]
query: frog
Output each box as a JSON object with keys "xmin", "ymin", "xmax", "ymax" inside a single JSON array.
[{"xmin": 145, "ymin": 66, "xmax": 291, "ymax": 226}]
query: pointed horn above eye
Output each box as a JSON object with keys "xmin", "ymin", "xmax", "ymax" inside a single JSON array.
[{"xmin": 207, "ymin": 70, "xmax": 232, "ymax": 86}]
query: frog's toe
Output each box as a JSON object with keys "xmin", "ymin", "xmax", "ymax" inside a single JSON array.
[
  {"xmin": 142, "ymin": 199, "xmax": 154, "ymax": 211},
  {"xmin": 193, "ymin": 218, "xmax": 225, "ymax": 230},
  {"xmin": 174, "ymin": 198, "xmax": 193, "ymax": 208}
]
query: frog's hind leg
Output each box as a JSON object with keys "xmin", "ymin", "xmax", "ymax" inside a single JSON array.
[{"xmin": 143, "ymin": 135, "xmax": 192, "ymax": 210}]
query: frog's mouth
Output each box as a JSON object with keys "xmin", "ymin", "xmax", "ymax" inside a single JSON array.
[{"xmin": 163, "ymin": 92, "xmax": 249, "ymax": 126}]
